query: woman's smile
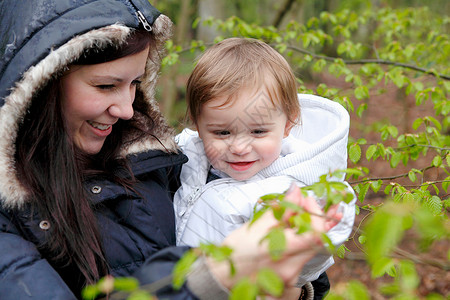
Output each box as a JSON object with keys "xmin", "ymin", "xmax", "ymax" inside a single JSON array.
[{"xmin": 60, "ymin": 47, "xmax": 149, "ymax": 154}]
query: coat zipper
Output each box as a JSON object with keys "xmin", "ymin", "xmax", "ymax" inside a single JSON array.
[
  {"xmin": 124, "ymin": 0, "xmax": 152, "ymax": 31},
  {"xmin": 135, "ymin": 10, "xmax": 152, "ymax": 31}
]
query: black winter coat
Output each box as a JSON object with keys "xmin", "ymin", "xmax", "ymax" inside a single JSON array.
[
  {"xmin": 0, "ymin": 0, "xmax": 200, "ymax": 299},
  {"xmin": 0, "ymin": 151, "xmax": 195, "ymax": 299}
]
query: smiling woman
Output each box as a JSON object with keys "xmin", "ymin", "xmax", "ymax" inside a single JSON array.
[
  {"xmin": 11, "ymin": 28, "xmax": 162, "ymax": 296},
  {"xmin": 60, "ymin": 47, "xmax": 149, "ymax": 154}
]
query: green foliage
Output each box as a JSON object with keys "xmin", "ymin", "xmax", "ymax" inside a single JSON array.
[
  {"xmin": 160, "ymin": 2, "xmax": 448, "ymax": 298},
  {"xmin": 83, "ymin": 1, "xmax": 449, "ymax": 299}
]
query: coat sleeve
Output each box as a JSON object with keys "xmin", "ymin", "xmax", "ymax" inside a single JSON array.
[
  {"xmin": 0, "ymin": 211, "xmax": 76, "ymax": 299},
  {"xmin": 133, "ymin": 246, "xmax": 229, "ymax": 300}
]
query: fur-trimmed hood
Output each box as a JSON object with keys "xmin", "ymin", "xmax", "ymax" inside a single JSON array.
[{"xmin": 0, "ymin": 0, "xmax": 177, "ymax": 208}]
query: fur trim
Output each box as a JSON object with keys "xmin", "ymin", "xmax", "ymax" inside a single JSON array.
[
  {"xmin": 121, "ymin": 14, "xmax": 178, "ymax": 156},
  {"xmin": 0, "ymin": 15, "xmax": 177, "ymax": 208}
]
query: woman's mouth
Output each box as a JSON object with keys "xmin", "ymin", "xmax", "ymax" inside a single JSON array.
[{"xmin": 87, "ymin": 121, "xmax": 112, "ymax": 131}]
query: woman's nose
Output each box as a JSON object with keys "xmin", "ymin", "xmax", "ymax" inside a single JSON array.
[{"xmin": 108, "ymin": 88, "xmax": 135, "ymax": 120}]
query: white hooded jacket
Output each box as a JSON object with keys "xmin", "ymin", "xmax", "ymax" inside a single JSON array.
[{"xmin": 174, "ymin": 94, "xmax": 356, "ymax": 285}]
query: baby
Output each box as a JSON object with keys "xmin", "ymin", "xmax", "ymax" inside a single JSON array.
[{"xmin": 174, "ymin": 38, "xmax": 356, "ymax": 299}]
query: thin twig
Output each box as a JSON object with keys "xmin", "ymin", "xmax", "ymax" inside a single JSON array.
[{"xmin": 284, "ymin": 45, "xmax": 450, "ymax": 80}]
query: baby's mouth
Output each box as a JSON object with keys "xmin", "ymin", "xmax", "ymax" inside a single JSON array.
[
  {"xmin": 87, "ymin": 121, "xmax": 111, "ymax": 131},
  {"xmin": 228, "ymin": 161, "xmax": 256, "ymax": 171}
]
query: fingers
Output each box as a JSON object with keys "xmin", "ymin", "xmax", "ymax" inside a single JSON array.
[
  {"xmin": 324, "ymin": 204, "xmax": 343, "ymax": 231},
  {"xmin": 284, "ymin": 183, "xmax": 328, "ymax": 233}
]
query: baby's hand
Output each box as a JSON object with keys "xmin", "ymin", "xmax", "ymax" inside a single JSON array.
[{"xmin": 284, "ymin": 184, "xmax": 343, "ymax": 234}]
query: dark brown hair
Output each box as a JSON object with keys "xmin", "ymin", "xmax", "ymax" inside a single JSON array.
[{"xmin": 14, "ymin": 28, "xmax": 154, "ymax": 293}]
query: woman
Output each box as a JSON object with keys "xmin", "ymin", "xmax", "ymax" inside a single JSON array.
[{"xmin": 0, "ymin": 1, "xmax": 336, "ymax": 299}]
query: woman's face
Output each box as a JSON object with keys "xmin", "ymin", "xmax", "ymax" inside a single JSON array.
[{"xmin": 60, "ymin": 47, "xmax": 149, "ymax": 154}]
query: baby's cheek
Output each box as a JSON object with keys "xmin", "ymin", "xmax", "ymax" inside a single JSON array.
[{"xmin": 203, "ymin": 141, "xmax": 224, "ymax": 165}]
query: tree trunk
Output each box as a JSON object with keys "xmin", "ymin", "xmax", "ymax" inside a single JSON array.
[
  {"xmin": 160, "ymin": 0, "xmax": 191, "ymax": 120},
  {"xmin": 197, "ymin": 0, "xmax": 226, "ymax": 42}
]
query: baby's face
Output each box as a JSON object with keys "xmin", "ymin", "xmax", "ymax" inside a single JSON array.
[{"xmin": 196, "ymin": 87, "xmax": 293, "ymax": 180}]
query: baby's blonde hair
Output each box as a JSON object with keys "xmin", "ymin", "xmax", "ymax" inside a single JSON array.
[{"xmin": 186, "ymin": 37, "xmax": 300, "ymax": 125}]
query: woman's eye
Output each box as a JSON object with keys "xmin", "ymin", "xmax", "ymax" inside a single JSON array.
[
  {"xmin": 96, "ymin": 84, "xmax": 115, "ymax": 90},
  {"xmin": 132, "ymin": 80, "xmax": 142, "ymax": 85}
]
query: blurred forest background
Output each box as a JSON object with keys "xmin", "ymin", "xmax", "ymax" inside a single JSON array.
[
  {"xmin": 150, "ymin": 0, "xmax": 448, "ymax": 128},
  {"xmin": 147, "ymin": 0, "xmax": 449, "ymax": 299}
]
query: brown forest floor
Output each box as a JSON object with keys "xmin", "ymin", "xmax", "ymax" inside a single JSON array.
[{"xmin": 314, "ymin": 73, "xmax": 450, "ymax": 298}]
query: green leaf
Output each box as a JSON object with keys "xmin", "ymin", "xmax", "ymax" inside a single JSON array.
[
  {"xmin": 390, "ymin": 152, "xmax": 402, "ymax": 168},
  {"xmin": 336, "ymin": 244, "xmax": 349, "ymax": 259},
  {"xmin": 379, "ymin": 282, "xmax": 400, "ymax": 296},
  {"xmin": 414, "ymin": 207, "xmax": 450, "ymax": 240},
  {"xmin": 432, "ymin": 155, "xmax": 442, "ymax": 167},
  {"xmin": 423, "ymin": 196, "xmax": 443, "ymax": 215},
  {"xmin": 358, "ymin": 235, "xmax": 367, "ymax": 244},
  {"xmin": 264, "ymin": 227, "xmax": 286, "ymax": 260},
  {"xmin": 172, "ymin": 250, "xmax": 199, "ymax": 289},
  {"xmin": 113, "ymin": 277, "xmax": 139, "ymax": 292},
  {"xmin": 321, "ymin": 232, "xmax": 335, "ymax": 252},
  {"xmin": 364, "ymin": 204, "xmax": 408, "ymax": 267},
  {"xmin": 345, "ymin": 280, "xmax": 370, "ymax": 300},
  {"xmin": 371, "ymin": 257, "xmax": 395, "ymax": 278},
  {"xmin": 256, "ymin": 268, "xmax": 284, "ymax": 297},
  {"xmin": 82, "ymin": 285, "xmax": 101, "ymax": 300},
  {"xmin": 408, "ymin": 170, "xmax": 417, "ymax": 182},
  {"xmin": 292, "ymin": 212, "xmax": 312, "ymax": 234},
  {"xmin": 272, "ymin": 204, "xmax": 286, "ymax": 221},
  {"xmin": 128, "ymin": 291, "xmax": 156, "ymax": 300},
  {"xmin": 425, "ymin": 293, "xmax": 445, "ymax": 300},
  {"xmin": 357, "ymin": 182, "xmax": 370, "ymax": 203},
  {"xmin": 355, "ymin": 86, "xmax": 369, "ymax": 100},
  {"xmin": 366, "ymin": 145, "xmax": 377, "ymax": 160},
  {"xmin": 387, "ymin": 125, "xmax": 398, "ymax": 138},
  {"xmin": 356, "ymin": 103, "xmax": 368, "ymax": 117},
  {"xmin": 398, "ymin": 260, "xmax": 419, "ymax": 291},
  {"xmin": 230, "ymin": 278, "xmax": 258, "ymax": 300},
  {"xmin": 349, "ymin": 143, "xmax": 362, "ymax": 164},
  {"xmin": 260, "ymin": 193, "xmax": 284, "ymax": 201},
  {"xmin": 370, "ymin": 180, "xmax": 382, "ymax": 193},
  {"xmin": 392, "ymin": 74, "xmax": 405, "ymax": 88},
  {"xmin": 251, "ymin": 206, "xmax": 269, "ymax": 225},
  {"xmin": 443, "ymin": 176, "xmax": 450, "ymax": 192}
]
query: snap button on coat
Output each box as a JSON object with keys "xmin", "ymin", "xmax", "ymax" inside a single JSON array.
[
  {"xmin": 91, "ymin": 186, "xmax": 102, "ymax": 194},
  {"xmin": 39, "ymin": 220, "xmax": 51, "ymax": 230}
]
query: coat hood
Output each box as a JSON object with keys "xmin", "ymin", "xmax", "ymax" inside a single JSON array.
[
  {"xmin": 0, "ymin": 0, "xmax": 176, "ymax": 208},
  {"xmin": 176, "ymin": 94, "xmax": 350, "ymax": 186}
]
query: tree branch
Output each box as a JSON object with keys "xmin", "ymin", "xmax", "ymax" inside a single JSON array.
[
  {"xmin": 272, "ymin": 0, "xmax": 296, "ymax": 28},
  {"xmin": 285, "ymin": 45, "xmax": 450, "ymax": 80}
]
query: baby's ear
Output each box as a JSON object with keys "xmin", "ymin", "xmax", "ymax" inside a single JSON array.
[
  {"xmin": 284, "ymin": 113, "xmax": 300, "ymax": 137},
  {"xmin": 284, "ymin": 118, "xmax": 296, "ymax": 137}
]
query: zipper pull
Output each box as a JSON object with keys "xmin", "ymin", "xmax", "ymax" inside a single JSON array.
[{"xmin": 136, "ymin": 10, "xmax": 152, "ymax": 31}]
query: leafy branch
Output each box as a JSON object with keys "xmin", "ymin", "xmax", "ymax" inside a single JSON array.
[{"xmin": 284, "ymin": 45, "xmax": 450, "ymax": 80}]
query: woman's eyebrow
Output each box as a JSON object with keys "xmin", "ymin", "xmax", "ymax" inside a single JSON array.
[{"xmin": 91, "ymin": 75, "xmax": 123, "ymax": 82}]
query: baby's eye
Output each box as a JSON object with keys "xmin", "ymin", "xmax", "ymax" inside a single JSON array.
[
  {"xmin": 214, "ymin": 130, "xmax": 230, "ymax": 136},
  {"xmin": 252, "ymin": 129, "xmax": 267, "ymax": 135},
  {"xmin": 132, "ymin": 79, "xmax": 142, "ymax": 86}
]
